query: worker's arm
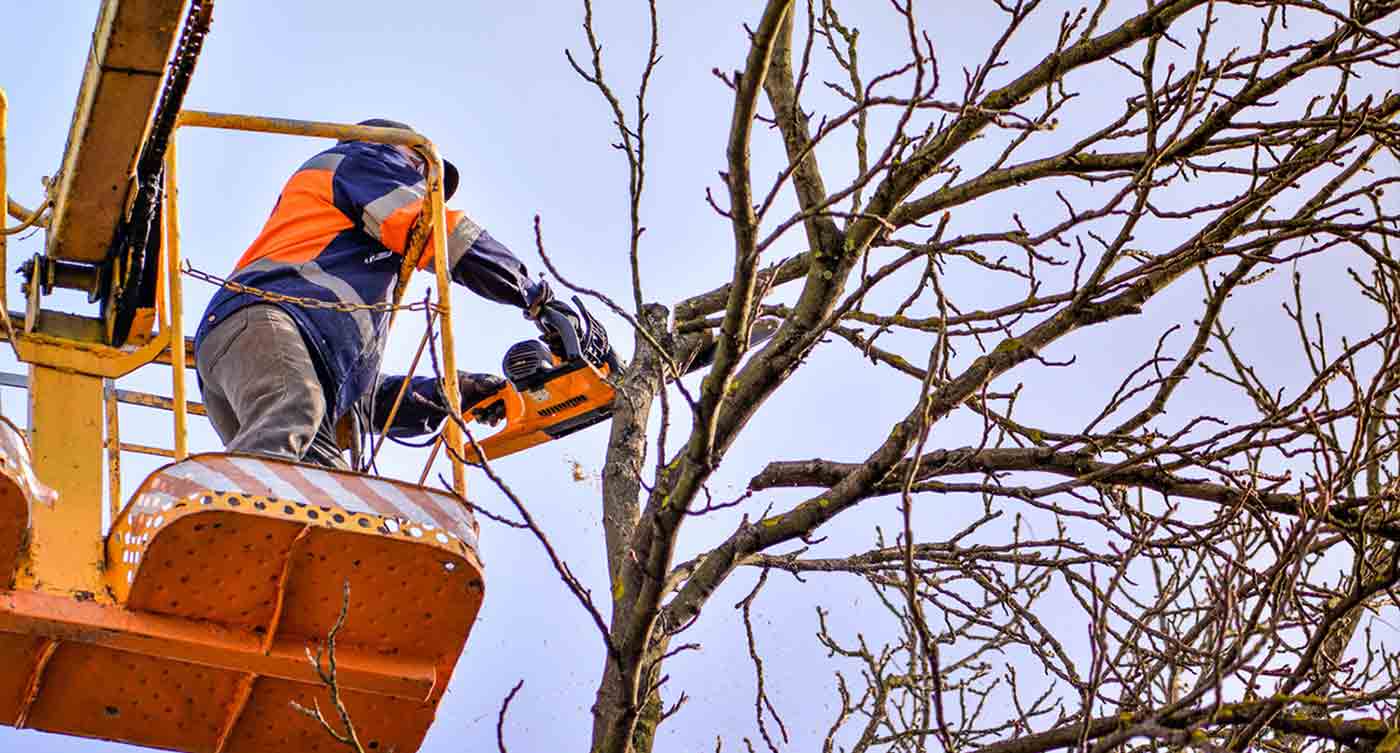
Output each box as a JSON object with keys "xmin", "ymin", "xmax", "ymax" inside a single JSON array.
[
  {"xmin": 334, "ymin": 145, "xmax": 545, "ymax": 308},
  {"xmin": 365, "ymin": 376, "xmax": 443, "ymax": 438},
  {"xmin": 367, "ymin": 372, "xmax": 506, "ymax": 438}
]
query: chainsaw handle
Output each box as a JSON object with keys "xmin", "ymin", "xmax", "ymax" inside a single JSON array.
[{"xmin": 538, "ymin": 303, "xmax": 583, "ymax": 362}]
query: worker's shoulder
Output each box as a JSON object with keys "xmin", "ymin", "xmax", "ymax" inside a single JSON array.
[
  {"xmin": 301, "ymin": 141, "xmax": 420, "ymax": 183},
  {"xmin": 293, "ymin": 140, "xmax": 385, "ymax": 172}
]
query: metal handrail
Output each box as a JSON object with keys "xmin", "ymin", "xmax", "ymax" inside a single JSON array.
[
  {"xmin": 0, "ymin": 371, "xmax": 204, "ymax": 416},
  {"xmin": 0, "ymin": 104, "xmax": 471, "ymax": 515},
  {"xmin": 167, "ymin": 110, "xmax": 469, "ymax": 495}
]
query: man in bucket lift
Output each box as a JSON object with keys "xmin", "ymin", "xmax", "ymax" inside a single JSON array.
[{"xmin": 193, "ymin": 119, "xmax": 579, "ymax": 470}]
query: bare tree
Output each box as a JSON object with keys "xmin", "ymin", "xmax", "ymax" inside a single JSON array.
[{"xmin": 483, "ymin": 1, "xmax": 1400, "ymax": 751}]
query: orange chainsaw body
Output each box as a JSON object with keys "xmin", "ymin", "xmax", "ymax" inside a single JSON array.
[
  {"xmin": 456, "ymin": 304, "xmax": 775, "ymax": 463},
  {"xmin": 462, "ymin": 359, "xmax": 615, "ymax": 462}
]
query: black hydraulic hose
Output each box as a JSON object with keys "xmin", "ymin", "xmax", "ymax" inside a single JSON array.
[{"xmin": 103, "ymin": 0, "xmax": 215, "ymax": 343}]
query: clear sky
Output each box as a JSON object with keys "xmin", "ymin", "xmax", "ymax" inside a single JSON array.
[
  {"xmin": 0, "ymin": 3, "xmax": 830, "ymax": 750},
  {"xmin": 1, "ymin": 2, "xmax": 1395, "ymax": 752}
]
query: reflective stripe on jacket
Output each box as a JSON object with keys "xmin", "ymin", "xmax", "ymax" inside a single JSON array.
[{"xmin": 195, "ymin": 140, "xmax": 536, "ymax": 421}]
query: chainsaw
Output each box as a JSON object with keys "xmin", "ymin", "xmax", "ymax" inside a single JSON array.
[
  {"xmin": 460, "ymin": 296, "xmax": 777, "ymax": 463},
  {"xmin": 458, "ymin": 296, "xmax": 617, "ymax": 463}
]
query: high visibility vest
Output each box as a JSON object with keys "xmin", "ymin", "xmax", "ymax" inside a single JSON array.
[{"xmin": 195, "ymin": 140, "xmax": 536, "ymax": 420}]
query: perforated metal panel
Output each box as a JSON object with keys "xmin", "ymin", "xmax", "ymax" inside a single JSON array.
[
  {"xmin": 276, "ymin": 527, "xmax": 482, "ymax": 656},
  {"xmin": 0, "ymin": 453, "xmax": 485, "ymax": 753},
  {"xmin": 224, "ymin": 677, "xmax": 436, "ymax": 753},
  {"xmin": 107, "ymin": 455, "xmax": 483, "ymax": 617},
  {"xmin": 0, "ymin": 481, "xmax": 27, "ymax": 590},
  {"xmin": 128, "ymin": 511, "xmax": 302, "ymax": 628},
  {"xmin": 0, "ymin": 632, "xmax": 49, "ymax": 725},
  {"xmin": 0, "ymin": 416, "xmax": 48, "ymax": 587},
  {"xmin": 25, "ymin": 644, "xmax": 242, "ymax": 752}
]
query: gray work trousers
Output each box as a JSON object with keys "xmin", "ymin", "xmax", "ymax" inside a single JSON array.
[{"xmin": 195, "ymin": 304, "xmax": 348, "ymax": 470}]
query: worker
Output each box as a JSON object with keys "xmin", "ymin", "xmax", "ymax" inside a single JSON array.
[{"xmin": 193, "ymin": 118, "xmax": 578, "ymax": 470}]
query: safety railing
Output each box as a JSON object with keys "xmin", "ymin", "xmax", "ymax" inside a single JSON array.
[
  {"xmin": 165, "ymin": 112, "xmax": 470, "ymax": 491},
  {"xmin": 0, "ymin": 369, "xmax": 204, "ymax": 519},
  {"xmin": 0, "ymin": 98, "xmax": 472, "ymax": 517}
]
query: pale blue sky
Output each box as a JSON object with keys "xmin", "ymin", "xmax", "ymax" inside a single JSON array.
[
  {"xmin": 1, "ymin": 2, "xmax": 1395, "ymax": 752},
  {"xmin": 0, "ymin": 3, "xmax": 849, "ymax": 750}
]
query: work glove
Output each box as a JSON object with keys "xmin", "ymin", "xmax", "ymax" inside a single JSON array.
[
  {"xmin": 534, "ymin": 300, "xmax": 585, "ymax": 356},
  {"xmin": 457, "ymin": 371, "xmax": 507, "ymax": 426},
  {"xmin": 524, "ymin": 280, "xmax": 585, "ymax": 357},
  {"xmin": 523, "ymin": 278, "xmax": 556, "ymax": 320}
]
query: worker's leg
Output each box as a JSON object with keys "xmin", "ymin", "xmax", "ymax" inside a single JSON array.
[
  {"xmin": 195, "ymin": 305, "xmax": 347, "ymax": 470},
  {"xmin": 197, "ymin": 361, "xmax": 241, "ymax": 446}
]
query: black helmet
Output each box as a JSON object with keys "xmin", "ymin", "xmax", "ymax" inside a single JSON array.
[{"xmin": 352, "ymin": 118, "xmax": 459, "ymax": 200}]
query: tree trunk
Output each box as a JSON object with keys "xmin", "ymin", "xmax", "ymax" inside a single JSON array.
[{"xmin": 591, "ymin": 304, "xmax": 670, "ymax": 753}]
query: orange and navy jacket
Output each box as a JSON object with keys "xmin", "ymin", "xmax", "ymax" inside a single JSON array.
[{"xmin": 194, "ymin": 140, "xmax": 539, "ymax": 425}]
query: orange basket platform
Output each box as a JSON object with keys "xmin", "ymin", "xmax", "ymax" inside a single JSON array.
[{"xmin": 0, "ymin": 445, "xmax": 484, "ymax": 753}]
